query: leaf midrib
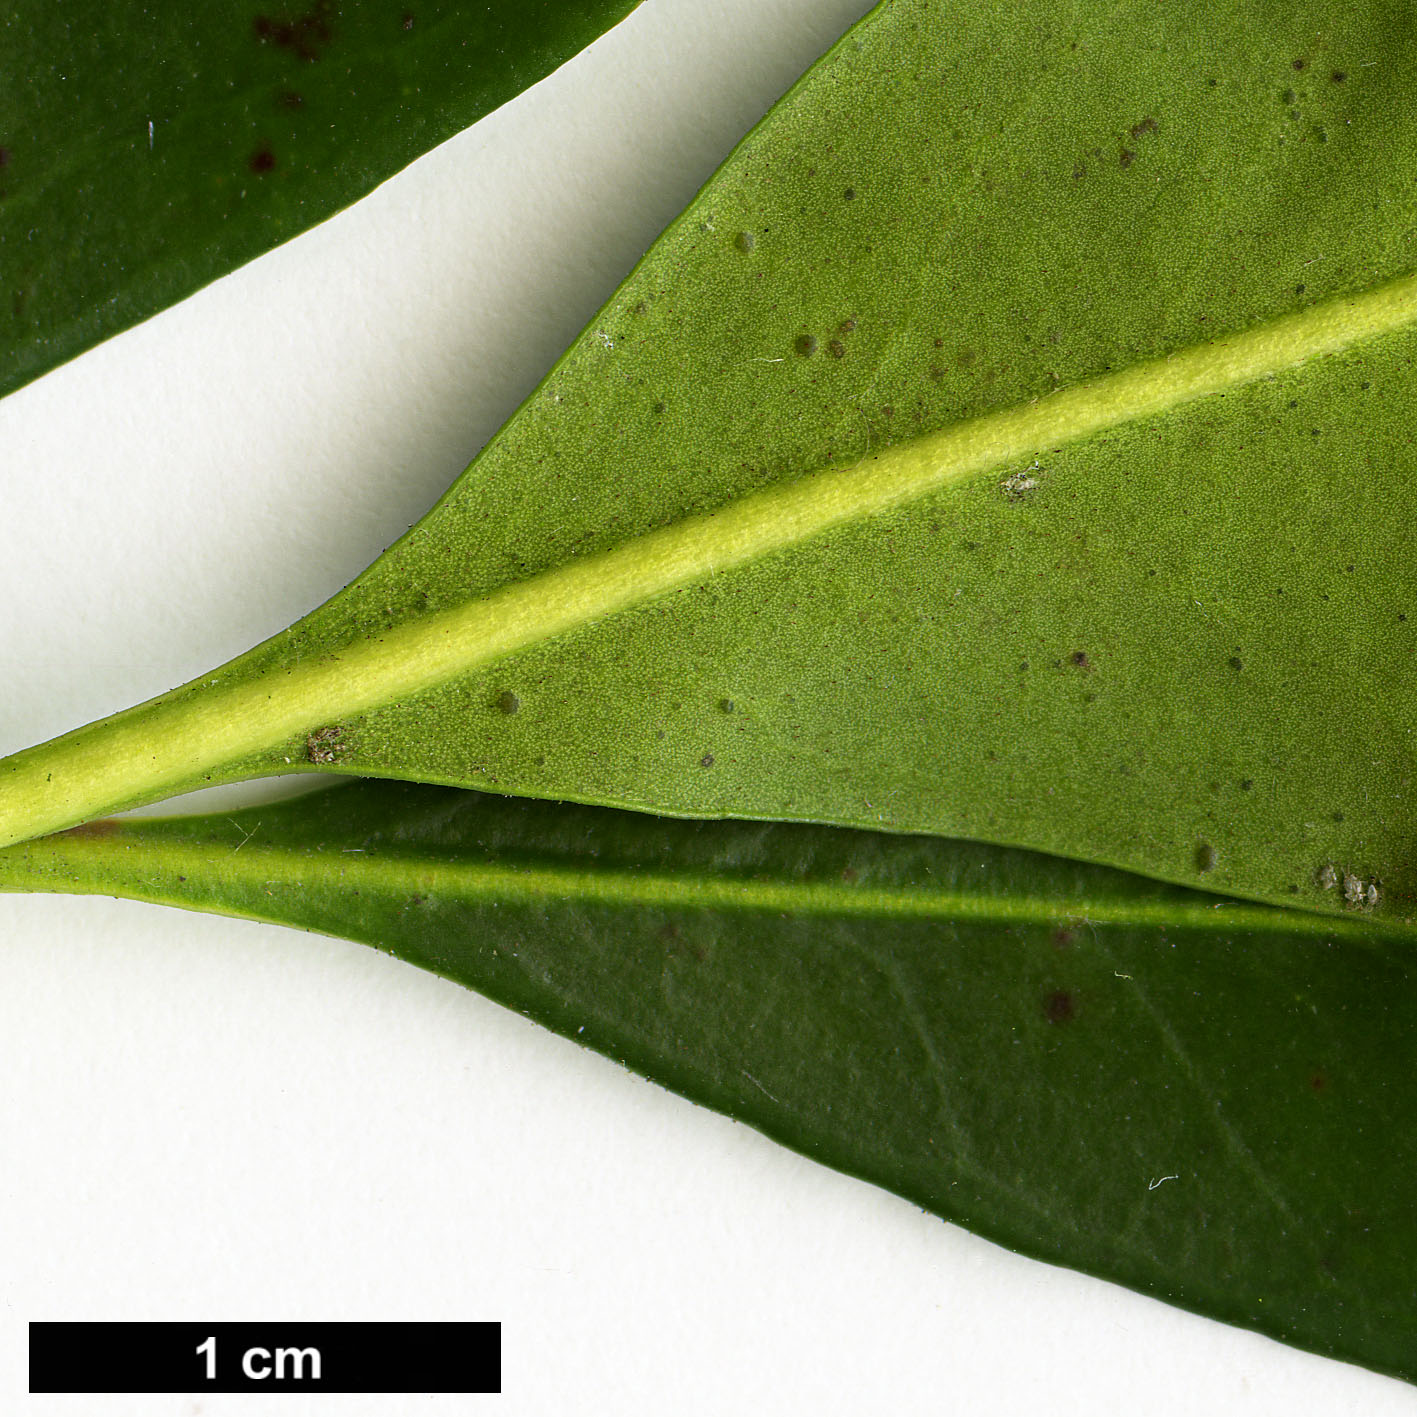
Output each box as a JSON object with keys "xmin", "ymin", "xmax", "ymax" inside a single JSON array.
[
  {"xmin": 4, "ymin": 269, "xmax": 1417, "ymax": 848},
  {"xmin": 4, "ymin": 828, "xmax": 1412, "ymax": 942}
]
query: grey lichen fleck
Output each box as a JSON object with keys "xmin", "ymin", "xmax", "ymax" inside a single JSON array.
[
  {"xmin": 1341, "ymin": 872, "xmax": 1379, "ymax": 908},
  {"xmin": 1000, "ymin": 463, "xmax": 1040, "ymax": 501},
  {"xmin": 305, "ymin": 725, "xmax": 348, "ymax": 765}
]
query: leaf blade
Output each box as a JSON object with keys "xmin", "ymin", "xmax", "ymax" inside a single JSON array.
[
  {"xmin": 5, "ymin": 779, "xmax": 1415, "ymax": 1381},
  {"xmin": 4, "ymin": 0, "xmax": 1415, "ymax": 923},
  {"xmin": 0, "ymin": 0, "xmax": 642, "ymax": 400}
]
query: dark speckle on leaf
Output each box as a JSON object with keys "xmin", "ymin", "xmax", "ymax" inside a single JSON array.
[
  {"xmin": 1119, "ymin": 147, "xmax": 1136, "ymax": 168},
  {"xmin": 795, "ymin": 334, "xmax": 818, "ymax": 357},
  {"xmin": 700, "ymin": 754, "xmax": 715, "ymax": 768},
  {"xmin": 1129, "ymin": 116, "xmax": 1158, "ymax": 139},
  {"xmin": 843, "ymin": 186, "xmax": 856, "ymax": 200},
  {"xmin": 827, "ymin": 338, "xmax": 846, "ymax": 359},
  {"xmin": 402, "ymin": 11, "xmax": 414, "ymax": 29},
  {"xmin": 1195, "ymin": 841, "xmax": 1217, "ymax": 873},
  {"xmin": 1331, "ymin": 70, "xmax": 1346, "ymax": 82},
  {"xmin": 253, "ymin": 1, "xmax": 335, "ymax": 62},
  {"xmin": 1228, "ymin": 655, "xmax": 1243, "ymax": 671},
  {"xmin": 494, "ymin": 690, "xmax": 520, "ymax": 716},
  {"xmin": 0, "ymin": 146, "xmax": 10, "ymax": 168},
  {"xmin": 249, "ymin": 145, "xmax": 277, "ymax": 173},
  {"xmin": 1070, "ymin": 651, "xmax": 1091, "ymax": 669},
  {"xmin": 1044, "ymin": 990, "xmax": 1076, "ymax": 1024},
  {"xmin": 1293, "ymin": 58, "xmax": 1307, "ymax": 70}
]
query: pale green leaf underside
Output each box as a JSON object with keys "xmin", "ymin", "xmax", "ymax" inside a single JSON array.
[{"xmin": 3, "ymin": 0, "xmax": 1415, "ymax": 919}]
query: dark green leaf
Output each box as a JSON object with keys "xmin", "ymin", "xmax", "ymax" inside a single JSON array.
[
  {"xmin": 4, "ymin": 779, "xmax": 1415, "ymax": 1380},
  {"xmin": 0, "ymin": 0, "xmax": 641, "ymax": 400}
]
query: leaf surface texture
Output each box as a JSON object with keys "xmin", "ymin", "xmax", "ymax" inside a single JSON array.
[{"xmin": 3, "ymin": 0, "xmax": 1415, "ymax": 921}]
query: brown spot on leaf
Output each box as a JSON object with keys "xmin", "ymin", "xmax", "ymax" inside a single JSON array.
[
  {"xmin": 1119, "ymin": 147, "xmax": 1136, "ymax": 169},
  {"xmin": 827, "ymin": 338, "xmax": 846, "ymax": 359},
  {"xmin": 1051, "ymin": 927, "xmax": 1077, "ymax": 948},
  {"xmin": 1310, "ymin": 1072, "xmax": 1328, "ymax": 1092},
  {"xmin": 279, "ymin": 89, "xmax": 304, "ymax": 108},
  {"xmin": 841, "ymin": 867, "xmax": 859, "ymax": 884},
  {"xmin": 0, "ymin": 147, "xmax": 10, "ymax": 168},
  {"xmin": 700, "ymin": 754, "xmax": 715, "ymax": 768},
  {"xmin": 254, "ymin": 1, "xmax": 335, "ymax": 62},
  {"xmin": 63, "ymin": 819, "xmax": 121, "ymax": 839},
  {"xmin": 1129, "ymin": 116, "xmax": 1158, "ymax": 139},
  {"xmin": 1044, "ymin": 990, "xmax": 1076, "ymax": 1024},
  {"xmin": 1070, "ymin": 650, "xmax": 1091, "ymax": 669},
  {"xmin": 249, "ymin": 144, "xmax": 277, "ymax": 173},
  {"xmin": 402, "ymin": 11, "xmax": 414, "ymax": 29}
]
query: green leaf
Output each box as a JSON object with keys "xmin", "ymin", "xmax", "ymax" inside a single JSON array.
[
  {"xmin": 3, "ymin": 0, "xmax": 1416, "ymax": 923},
  {"xmin": 4, "ymin": 778, "xmax": 1415, "ymax": 1381},
  {"xmin": 0, "ymin": 0, "xmax": 641, "ymax": 401}
]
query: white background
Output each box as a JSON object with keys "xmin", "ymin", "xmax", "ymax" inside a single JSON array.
[{"xmin": 1, "ymin": 1, "xmax": 1412, "ymax": 1412}]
